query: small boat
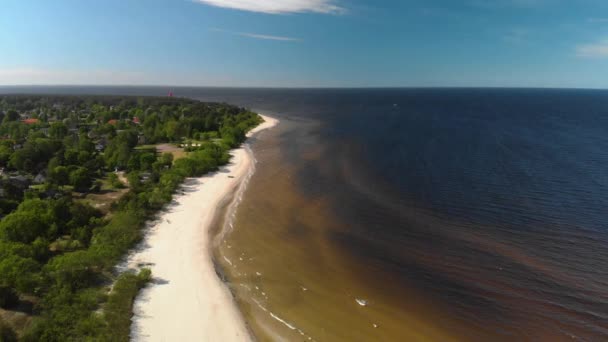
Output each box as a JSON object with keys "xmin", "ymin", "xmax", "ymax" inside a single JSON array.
[{"xmin": 355, "ymin": 298, "xmax": 368, "ymax": 306}]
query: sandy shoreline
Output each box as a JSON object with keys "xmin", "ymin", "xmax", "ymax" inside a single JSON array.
[{"xmin": 127, "ymin": 114, "xmax": 278, "ymax": 342}]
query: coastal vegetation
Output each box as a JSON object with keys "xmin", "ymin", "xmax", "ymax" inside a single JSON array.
[{"xmin": 0, "ymin": 95, "xmax": 261, "ymax": 340}]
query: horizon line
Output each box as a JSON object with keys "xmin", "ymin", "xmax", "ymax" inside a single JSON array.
[{"xmin": 1, "ymin": 84, "xmax": 608, "ymax": 91}]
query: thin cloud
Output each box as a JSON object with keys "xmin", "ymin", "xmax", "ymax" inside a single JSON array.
[
  {"xmin": 238, "ymin": 32, "xmax": 300, "ymax": 41},
  {"xmin": 193, "ymin": 0, "xmax": 343, "ymax": 14},
  {"xmin": 211, "ymin": 28, "xmax": 300, "ymax": 41},
  {"xmin": 576, "ymin": 39, "xmax": 608, "ymax": 58}
]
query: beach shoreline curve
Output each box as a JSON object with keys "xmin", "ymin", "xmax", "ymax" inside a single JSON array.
[{"xmin": 127, "ymin": 114, "xmax": 278, "ymax": 342}]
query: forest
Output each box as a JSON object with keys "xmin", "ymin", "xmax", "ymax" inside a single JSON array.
[{"xmin": 0, "ymin": 95, "xmax": 261, "ymax": 341}]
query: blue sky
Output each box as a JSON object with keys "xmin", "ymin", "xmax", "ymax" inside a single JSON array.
[{"xmin": 1, "ymin": 0, "xmax": 608, "ymax": 87}]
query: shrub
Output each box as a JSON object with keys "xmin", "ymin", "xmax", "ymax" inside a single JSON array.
[
  {"xmin": 108, "ymin": 172, "xmax": 124, "ymax": 189},
  {"xmin": 0, "ymin": 318, "xmax": 17, "ymax": 342},
  {"xmin": 0, "ymin": 286, "xmax": 19, "ymax": 309},
  {"xmin": 103, "ymin": 269, "xmax": 152, "ymax": 341}
]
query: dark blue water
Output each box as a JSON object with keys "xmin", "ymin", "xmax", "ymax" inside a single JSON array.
[{"xmin": 3, "ymin": 86, "xmax": 608, "ymax": 339}]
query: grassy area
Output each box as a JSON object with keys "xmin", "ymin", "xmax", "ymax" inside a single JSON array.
[
  {"xmin": 136, "ymin": 143, "xmax": 188, "ymax": 161},
  {"xmin": 1, "ymin": 308, "xmax": 30, "ymax": 340},
  {"xmin": 167, "ymin": 149, "xmax": 187, "ymax": 160},
  {"xmin": 133, "ymin": 145, "xmax": 158, "ymax": 150},
  {"xmin": 80, "ymin": 189, "xmax": 129, "ymax": 215},
  {"xmin": 155, "ymin": 144, "xmax": 187, "ymax": 160},
  {"xmin": 102, "ymin": 269, "xmax": 151, "ymax": 342},
  {"xmin": 79, "ymin": 175, "xmax": 129, "ymax": 215}
]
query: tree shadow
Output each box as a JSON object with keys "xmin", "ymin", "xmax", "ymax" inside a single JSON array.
[{"xmin": 151, "ymin": 277, "xmax": 170, "ymax": 286}]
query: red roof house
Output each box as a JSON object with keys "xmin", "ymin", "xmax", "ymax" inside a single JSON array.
[{"xmin": 22, "ymin": 118, "xmax": 39, "ymax": 125}]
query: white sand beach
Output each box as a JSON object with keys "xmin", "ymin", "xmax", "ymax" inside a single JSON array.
[{"xmin": 128, "ymin": 115, "xmax": 278, "ymax": 342}]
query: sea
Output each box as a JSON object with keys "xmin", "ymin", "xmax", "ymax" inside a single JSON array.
[{"xmin": 2, "ymin": 86, "xmax": 608, "ymax": 341}]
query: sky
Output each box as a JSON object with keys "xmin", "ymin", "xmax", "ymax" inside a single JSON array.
[{"xmin": 1, "ymin": 0, "xmax": 608, "ymax": 88}]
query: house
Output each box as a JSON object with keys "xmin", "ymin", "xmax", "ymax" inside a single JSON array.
[
  {"xmin": 140, "ymin": 172, "xmax": 152, "ymax": 182},
  {"xmin": 33, "ymin": 172, "xmax": 47, "ymax": 184},
  {"xmin": 95, "ymin": 143, "xmax": 106, "ymax": 152},
  {"xmin": 107, "ymin": 119, "xmax": 118, "ymax": 125},
  {"xmin": 95, "ymin": 137, "xmax": 106, "ymax": 151},
  {"xmin": 132, "ymin": 116, "xmax": 141, "ymax": 125},
  {"xmin": 22, "ymin": 118, "xmax": 39, "ymax": 125}
]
